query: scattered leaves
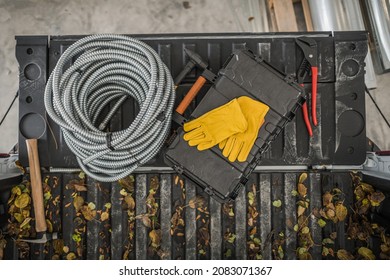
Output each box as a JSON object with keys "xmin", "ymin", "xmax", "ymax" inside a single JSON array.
[
  {"xmin": 72, "ymin": 233, "xmax": 82, "ymax": 243},
  {"xmin": 188, "ymin": 196, "xmax": 206, "ymax": 209},
  {"xmin": 335, "ymin": 203, "xmax": 348, "ymax": 222},
  {"xmin": 124, "ymin": 196, "xmax": 135, "ymax": 210},
  {"xmin": 63, "ymin": 246, "xmax": 70, "ymax": 254},
  {"xmin": 368, "ymin": 191, "xmax": 385, "ymax": 207},
  {"xmin": 272, "ymin": 200, "xmax": 282, "ymax": 208},
  {"xmin": 322, "ymin": 192, "xmax": 333, "ymax": 207},
  {"xmin": 297, "ymin": 205, "xmax": 306, "ymax": 217},
  {"xmin": 291, "ymin": 190, "xmax": 298, "ymax": 197},
  {"xmin": 118, "ymin": 175, "xmax": 135, "ymax": 193},
  {"xmin": 0, "ymin": 236, "xmax": 6, "ymax": 260},
  {"xmin": 337, "ymin": 249, "xmax": 354, "ymax": 260},
  {"xmin": 74, "ymin": 184, "xmax": 87, "ymax": 192},
  {"xmin": 317, "ymin": 218, "xmax": 326, "ymax": 228},
  {"xmin": 15, "ymin": 193, "xmax": 30, "ymax": 209},
  {"xmin": 248, "ymin": 191, "xmax": 255, "ymax": 206},
  {"xmin": 100, "ymin": 212, "xmax": 109, "ymax": 222},
  {"xmin": 224, "ymin": 249, "xmax": 232, "ymax": 258},
  {"xmin": 358, "ymin": 247, "xmax": 375, "ymax": 260},
  {"xmin": 20, "ymin": 217, "xmax": 32, "ymax": 229},
  {"xmin": 297, "ymin": 183, "xmax": 307, "ymax": 197},
  {"xmin": 81, "ymin": 205, "xmax": 97, "ymax": 221},
  {"xmin": 149, "ymin": 229, "xmax": 161, "ymax": 248},
  {"xmin": 66, "ymin": 252, "xmax": 77, "ymax": 260},
  {"xmin": 298, "ymin": 173, "xmax": 308, "ymax": 184},
  {"xmin": 141, "ymin": 215, "xmax": 152, "ymax": 228},
  {"xmin": 73, "ymin": 196, "xmax": 84, "ymax": 212},
  {"xmin": 88, "ymin": 202, "xmax": 96, "ymax": 211},
  {"xmin": 322, "ymin": 238, "xmax": 334, "ymax": 245},
  {"xmin": 301, "ymin": 226, "xmax": 310, "ymax": 234},
  {"xmin": 224, "ymin": 232, "xmax": 236, "ymax": 244}
]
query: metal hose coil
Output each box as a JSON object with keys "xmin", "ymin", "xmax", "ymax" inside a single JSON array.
[{"xmin": 44, "ymin": 34, "xmax": 175, "ymax": 182}]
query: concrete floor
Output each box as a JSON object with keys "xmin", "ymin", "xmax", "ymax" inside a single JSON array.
[{"xmin": 0, "ymin": 0, "xmax": 389, "ymax": 153}]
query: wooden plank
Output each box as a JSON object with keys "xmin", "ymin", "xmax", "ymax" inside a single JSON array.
[
  {"xmin": 301, "ymin": 0, "xmax": 314, "ymax": 31},
  {"xmin": 271, "ymin": 0, "xmax": 298, "ymax": 31}
]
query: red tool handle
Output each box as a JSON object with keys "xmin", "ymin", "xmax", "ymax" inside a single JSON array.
[
  {"xmin": 300, "ymin": 83, "xmax": 313, "ymax": 137},
  {"xmin": 176, "ymin": 76, "xmax": 206, "ymax": 115},
  {"xmin": 302, "ymin": 103, "xmax": 313, "ymax": 137},
  {"xmin": 311, "ymin": 66, "xmax": 318, "ymax": 126}
]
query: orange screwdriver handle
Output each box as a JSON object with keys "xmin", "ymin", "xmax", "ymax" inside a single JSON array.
[{"xmin": 175, "ymin": 76, "xmax": 206, "ymax": 115}]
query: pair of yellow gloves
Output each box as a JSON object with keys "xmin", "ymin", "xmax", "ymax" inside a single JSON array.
[{"xmin": 183, "ymin": 96, "xmax": 269, "ymax": 162}]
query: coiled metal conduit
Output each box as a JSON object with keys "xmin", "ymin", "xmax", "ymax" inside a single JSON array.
[{"xmin": 44, "ymin": 34, "xmax": 175, "ymax": 182}]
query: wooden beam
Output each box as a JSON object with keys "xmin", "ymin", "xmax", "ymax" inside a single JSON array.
[
  {"xmin": 272, "ymin": 0, "xmax": 298, "ymax": 31},
  {"xmin": 301, "ymin": 0, "xmax": 314, "ymax": 31}
]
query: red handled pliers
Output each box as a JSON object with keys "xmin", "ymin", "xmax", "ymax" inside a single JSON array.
[{"xmin": 296, "ymin": 37, "xmax": 318, "ymax": 137}]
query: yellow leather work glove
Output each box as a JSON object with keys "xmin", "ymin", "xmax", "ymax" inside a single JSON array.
[
  {"xmin": 219, "ymin": 96, "xmax": 269, "ymax": 162},
  {"xmin": 183, "ymin": 98, "xmax": 248, "ymax": 151}
]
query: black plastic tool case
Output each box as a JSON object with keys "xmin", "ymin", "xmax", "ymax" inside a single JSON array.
[
  {"xmin": 165, "ymin": 49, "xmax": 304, "ymax": 201},
  {"xmin": 16, "ymin": 32, "xmax": 367, "ymax": 170}
]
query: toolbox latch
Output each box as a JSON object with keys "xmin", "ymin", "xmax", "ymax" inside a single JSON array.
[{"xmin": 204, "ymin": 187, "xmax": 214, "ymax": 196}]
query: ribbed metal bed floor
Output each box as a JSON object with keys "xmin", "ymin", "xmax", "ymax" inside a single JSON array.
[{"xmin": 4, "ymin": 171, "xmax": 355, "ymax": 260}]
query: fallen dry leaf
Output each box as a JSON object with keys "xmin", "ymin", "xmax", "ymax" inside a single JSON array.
[
  {"xmin": 149, "ymin": 229, "xmax": 161, "ymax": 248},
  {"xmin": 73, "ymin": 196, "xmax": 84, "ymax": 212},
  {"xmin": 326, "ymin": 208, "xmax": 336, "ymax": 219},
  {"xmin": 272, "ymin": 200, "xmax": 282, "ymax": 208},
  {"xmin": 63, "ymin": 246, "xmax": 69, "ymax": 254},
  {"xmin": 322, "ymin": 192, "xmax": 333, "ymax": 207},
  {"xmin": 248, "ymin": 191, "xmax": 255, "ymax": 206},
  {"xmin": 141, "ymin": 216, "xmax": 151, "ymax": 228},
  {"xmin": 20, "ymin": 217, "xmax": 32, "ymax": 230},
  {"xmin": 118, "ymin": 176, "xmax": 135, "ymax": 192},
  {"xmin": 317, "ymin": 218, "xmax": 326, "ymax": 228},
  {"xmin": 298, "ymin": 173, "xmax": 308, "ymax": 184},
  {"xmin": 301, "ymin": 226, "xmax": 310, "ymax": 234},
  {"xmin": 199, "ymin": 227, "xmax": 210, "ymax": 246},
  {"xmin": 174, "ymin": 176, "xmax": 179, "ymax": 185},
  {"xmin": 358, "ymin": 247, "xmax": 375, "ymax": 260},
  {"xmin": 14, "ymin": 212, "xmax": 23, "ymax": 223},
  {"xmin": 360, "ymin": 182, "xmax": 374, "ymax": 194},
  {"xmin": 15, "ymin": 193, "xmax": 30, "ymax": 209},
  {"xmin": 368, "ymin": 191, "xmax": 385, "ymax": 207},
  {"xmin": 297, "ymin": 205, "xmax": 306, "ymax": 217},
  {"xmin": 298, "ymin": 183, "xmax": 307, "ymax": 197},
  {"xmin": 88, "ymin": 202, "xmax": 96, "ymax": 210},
  {"xmin": 335, "ymin": 203, "xmax": 348, "ymax": 222},
  {"xmin": 66, "ymin": 252, "xmax": 77, "ymax": 260},
  {"xmin": 124, "ymin": 196, "xmax": 135, "ymax": 210},
  {"xmin": 81, "ymin": 205, "xmax": 97, "ymax": 221},
  {"xmin": 74, "ymin": 184, "xmax": 87, "ymax": 192},
  {"xmin": 188, "ymin": 196, "xmax": 206, "ymax": 209},
  {"xmin": 100, "ymin": 212, "xmax": 109, "ymax": 222},
  {"xmin": 0, "ymin": 238, "xmax": 6, "ymax": 260},
  {"xmin": 337, "ymin": 249, "xmax": 354, "ymax": 260}
]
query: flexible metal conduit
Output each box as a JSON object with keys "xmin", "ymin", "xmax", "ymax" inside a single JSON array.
[{"xmin": 44, "ymin": 34, "xmax": 175, "ymax": 182}]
